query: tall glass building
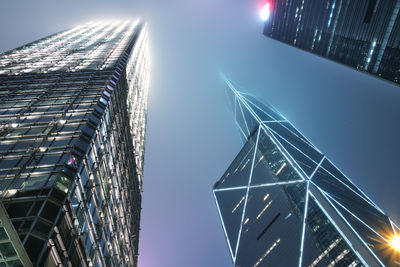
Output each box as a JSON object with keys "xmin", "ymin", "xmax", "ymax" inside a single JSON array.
[
  {"xmin": 0, "ymin": 20, "xmax": 149, "ymax": 266},
  {"xmin": 262, "ymin": 0, "xmax": 400, "ymax": 85},
  {"xmin": 213, "ymin": 79, "xmax": 400, "ymax": 266}
]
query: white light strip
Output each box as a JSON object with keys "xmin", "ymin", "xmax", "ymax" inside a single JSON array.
[
  {"xmin": 225, "ymin": 78, "xmax": 376, "ymax": 209},
  {"xmin": 238, "ymin": 101, "xmax": 251, "ymax": 136},
  {"xmin": 327, "ymin": 249, "xmax": 349, "ymax": 267},
  {"xmin": 390, "ymin": 219, "xmax": 400, "ymax": 236},
  {"xmin": 309, "ymin": 238, "xmax": 341, "ymax": 267},
  {"xmin": 261, "ymin": 120, "xmax": 288, "ymax": 123},
  {"xmin": 225, "ymin": 79, "xmax": 264, "ymax": 127},
  {"xmin": 214, "ymin": 180, "xmax": 305, "ymax": 192},
  {"xmin": 298, "ymin": 181, "xmax": 310, "ymax": 267},
  {"xmin": 265, "ymin": 126, "xmax": 314, "ymax": 179},
  {"xmin": 322, "ymin": 191, "xmax": 389, "ymax": 243},
  {"xmin": 269, "ymin": 127, "xmax": 383, "ymax": 212},
  {"xmin": 311, "ymin": 188, "xmax": 385, "ymax": 266},
  {"xmin": 253, "ymin": 238, "xmax": 281, "ymax": 267},
  {"xmin": 234, "ymin": 126, "xmax": 261, "ymax": 263},
  {"xmin": 315, "ymin": 163, "xmax": 382, "ymax": 213},
  {"xmin": 232, "ymin": 196, "xmax": 245, "ymax": 214},
  {"xmin": 213, "ymin": 190, "xmax": 235, "ymax": 263},
  {"xmin": 258, "ymin": 125, "xmax": 307, "ymax": 181},
  {"xmin": 322, "ymin": 159, "xmax": 385, "ymax": 214},
  {"xmin": 265, "ymin": 120, "xmax": 319, "ymax": 151},
  {"xmin": 267, "ymin": 126, "xmax": 321, "ymax": 169},
  {"xmin": 241, "ymin": 93, "xmax": 284, "ymax": 123},
  {"xmin": 256, "ymin": 200, "xmax": 273, "ymax": 220},
  {"xmin": 308, "ymin": 190, "xmax": 373, "ymax": 267},
  {"xmin": 309, "ymin": 156, "xmax": 326, "ymax": 180},
  {"xmin": 249, "ymin": 180, "xmax": 305, "ymax": 189},
  {"xmin": 242, "ymin": 94, "xmax": 321, "ymax": 152},
  {"xmin": 275, "ymin": 162, "xmax": 286, "ymax": 176}
]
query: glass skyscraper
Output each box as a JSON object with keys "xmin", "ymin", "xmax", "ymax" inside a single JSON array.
[
  {"xmin": 0, "ymin": 20, "xmax": 149, "ymax": 266},
  {"xmin": 262, "ymin": 0, "xmax": 400, "ymax": 85},
  {"xmin": 213, "ymin": 79, "xmax": 400, "ymax": 266}
]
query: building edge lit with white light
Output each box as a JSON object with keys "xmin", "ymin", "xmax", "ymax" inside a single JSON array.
[
  {"xmin": 0, "ymin": 20, "xmax": 149, "ymax": 266},
  {"xmin": 212, "ymin": 78, "xmax": 400, "ymax": 266}
]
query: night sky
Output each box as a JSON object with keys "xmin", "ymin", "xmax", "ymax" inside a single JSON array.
[{"xmin": 1, "ymin": 1, "xmax": 399, "ymax": 266}]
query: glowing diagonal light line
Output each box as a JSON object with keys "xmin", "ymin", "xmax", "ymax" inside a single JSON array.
[
  {"xmin": 298, "ymin": 181, "xmax": 310, "ymax": 267},
  {"xmin": 225, "ymin": 78, "xmax": 309, "ymax": 183},
  {"xmin": 225, "ymin": 78, "xmax": 310, "ymax": 183},
  {"xmin": 308, "ymin": 190, "xmax": 373, "ymax": 267},
  {"xmin": 214, "ymin": 186, "xmax": 248, "ymax": 192},
  {"xmin": 220, "ymin": 76, "xmax": 393, "ymax": 266},
  {"xmin": 275, "ymin": 162, "xmax": 286, "ymax": 176},
  {"xmin": 267, "ymin": 120, "xmax": 320, "ymax": 152},
  {"xmin": 213, "ymin": 190, "xmax": 235, "ymax": 262},
  {"xmin": 238, "ymin": 101, "xmax": 251, "ymax": 136},
  {"xmin": 250, "ymin": 180, "xmax": 305, "ymax": 189},
  {"xmin": 316, "ymin": 164, "xmax": 383, "ymax": 213},
  {"xmin": 390, "ymin": 219, "xmax": 400, "ymax": 235},
  {"xmin": 312, "ymin": 188, "xmax": 385, "ymax": 266},
  {"xmin": 225, "ymin": 79, "xmax": 264, "ymax": 128},
  {"xmin": 268, "ymin": 127, "xmax": 322, "ymax": 170},
  {"xmin": 232, "ymin": 196, "xmax": 245, "ymax": 214},
  {"xmin": 243, "ymin": 95, "xmax": 284, "ymax": 122},
  {"xmin": 322, "ymin": 159, "xmax": 385, "ymax": 214},
  {"xmin": 234, "ymin": 95, "xmax": 237, "ymax": 119},
  {"xmin": 256, "ymin": 200, "xmax": 273, "ymax": 220},
  {"xmin": 323, "ymin": 191, "xmax": 389, "ymax": 243},
  {"xmin": 253, "ymin": 238, "xmax": 281, "ymax": 267},
  {"xmin": 266, "ymin": 127, "xmax": 317, "ymax": 179},
  {"xmin": 234, "ymin": 126, "xmax": 260, "ymax": 263},
  {"xmin": 261, "ymin": 120, "xmax": 288, "ymax": 123},
  {"xmin": 309, "ymin": 238, "xmax": 342, "ymax": 267},
  {"xmin": 273, "ymin": 131, "xmax": 383, "ymax": 212},
  {"xmin": 224, "ymin": 87, "xmax": 235, "ymax": 111},
  {"xmin": 259, "ymin": 126, "xmax": 307, "ymax": 181},
  {"xmin": 214, "ymin": 180, "xmax": 305, "ymax": 192},
  {"xmin": 327, "ymin": 249, "xmax": 349, "ymax": 267},
  {"xmin": 390, "ymin": 221, "xmax": 397, "ymax": 236},
  {"xmin": 309, "ymin": 156, "xmax": 326, "ymax": 180},
  {"xmin": 235, "ymin": 122, "xmax": 248, "ymax": 144}
]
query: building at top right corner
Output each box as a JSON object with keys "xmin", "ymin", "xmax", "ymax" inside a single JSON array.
[{"xmin": 262, "ymin": 0, "xmax": 400, "ymax": 85}]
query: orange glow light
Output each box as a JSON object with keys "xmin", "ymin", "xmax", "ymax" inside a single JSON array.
[{"xmin": 391, "ymin": 235, "xmax": 400, "ymax": 251}]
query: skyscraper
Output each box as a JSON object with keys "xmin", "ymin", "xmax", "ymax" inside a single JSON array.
[
  {"xmin": 213, "ymin": 79, "xmax": 400, "ymax": 266},
  {"xmin": 262, "ymin": 0, "xmax": 400, "ymax": 85},
  {"xmin": 0, "ymin": 20, "xmax": 149, "ymax": 266}
]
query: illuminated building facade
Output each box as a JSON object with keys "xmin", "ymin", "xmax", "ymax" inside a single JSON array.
[
  {"xmin": 262, "ymin": 0, "xmax": 400, "ymax": 85},
  {"xmin": 213, "ymin": 79, "xmax": 400, "ymax": 266},
  {"xmin": 0, "ymin": 20, "xmax": 149, "ymax": 266}
]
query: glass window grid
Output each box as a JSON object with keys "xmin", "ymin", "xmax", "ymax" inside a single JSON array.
[{"xmin": 0, "ymin": 21, "xmax": 148, "ymax": 267}]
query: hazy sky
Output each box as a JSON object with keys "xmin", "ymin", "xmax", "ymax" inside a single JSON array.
[{"xmin": 1, "ymin": 1, "xmax": 399, "ymax": 266}]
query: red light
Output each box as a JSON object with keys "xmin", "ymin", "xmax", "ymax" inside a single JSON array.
[{"xmin": 260, "ymin": 1, "xmax": 271, "ymax": 21}]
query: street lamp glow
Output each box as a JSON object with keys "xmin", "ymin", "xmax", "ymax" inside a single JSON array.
[
  {"xmin": 391, "ymin": 235, "xmax": 400, "ymax": 251},
  {"xmin": 260, "ymin": 2, "xmax": 271, "ymax": 21}
]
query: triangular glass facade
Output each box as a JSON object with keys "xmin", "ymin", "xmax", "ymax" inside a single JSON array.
[{"xmin": 213, "ymin": 80, "xmax": 400, "ymax": 266}]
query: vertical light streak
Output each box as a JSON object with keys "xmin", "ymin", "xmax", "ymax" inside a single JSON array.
[
  {"xmin": 298, "ymin": 181, "xmax": 310, "ymax": 267},
  {"xmin": 234, "ymin": 126, "xmax": 261, "ymax": 263}
]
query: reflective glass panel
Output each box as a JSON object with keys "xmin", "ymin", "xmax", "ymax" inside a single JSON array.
[
  {"xmin": 214, "ymin": 188, "xmax": 248, "ymax": 259},
  {"xmin": 214, "ymin": 133, "xmax": 257, "ymax": 190},
  {"xmin": 251, "ymin": 128, "xmax": 304, "ymax": 186},
  {"xmin": 235, "ymin": 182, "xmax": 307, "ymax": 267},
  {"xmin": 301, "ymin": 196, "xmax": 362, "ymax": 267}
]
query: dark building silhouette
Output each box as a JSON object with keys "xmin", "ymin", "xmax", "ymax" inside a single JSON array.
[
  {"xmin": 262, "ymin": 0, "xmax": 400, "ymax": 85},
  {"xmin": 0, "ymin": 20, "xmax": 149, "ymax": 266}
]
